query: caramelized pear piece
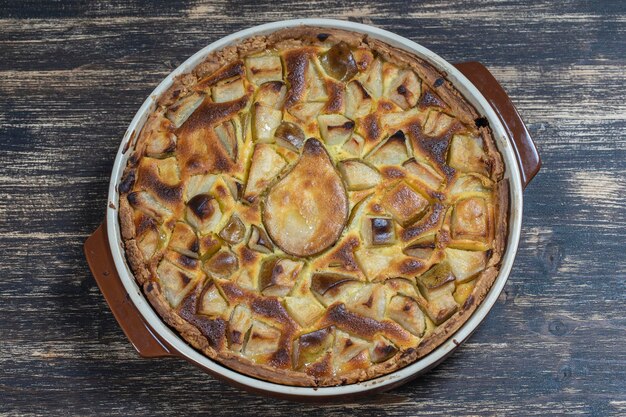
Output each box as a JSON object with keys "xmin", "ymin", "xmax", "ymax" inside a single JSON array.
[
  {"xmin": 385, "ymin": 70, "xmax": 421, "ymax": 110},
  {"xmin": 274, "ymin": 121, "xmax": 305, "ymax": 151},
  {"xmin": 369, "ymin": 335, "xmax": 398, "ymax": 363},
  {"xmin": 359, "ymin": 58, "xmax": 383, "ymax": 98},
  {"xmin": 212, "ymin": 78, "xmax": 246, "ymax": 103},
  {"xmin": 381, "ymin": 181, "xmax": 429, "ymax": 226},
  {"xmin": 204, "ymin": 248, "xmax": 238, "ymax": 279},
  {"xmin": 451, "ymin": 197, "xmax": 489, "ymax": 241},
  {"xmin": 128, "ymin": 191, "xmax": 172, "ymax": 222},
  {"xmin": 445, "ymin": 248, "xmax": 487, "ymax": 282},
  {"xmin": 318, "ymin": 114, "xmax": 355, "ymax": 146},
  {"xmin": 417, "ymin": 262, "xmax": 458, "ymax": 324},
  {"xmin": 345, "ymin": 80, "xmax": 373, "ymax": 119},
  {"xmin": 248, "ymin": 224, "xmax": 274, "ymax": 254},
  {"xmin": 448, "ymin": 134, "xmax": 489, "ymax": 175},
  {"xmin": 186, "ymin": 194, "xmax": 222, "ymax": 233},
  {"xmin": 362, "ymin": 216, "xmax": 396, "ymax": 246},
  {"xmin": 284, "ymin": 293, "xmax": 325, "ymax": 327},
  {"xmin": 342, "ymin": 133, "xmax": 365, "ymax": 156},
  {"xmin": 169, "ymin": 221, "xmax": 199, "ymax": 258},
  {"xmin": 365, "ymin": 131, "xmax": 410, "ymax": 166},
  {"xmin": 287, "ymin": 102, "xmax": 325, "ymax": 122},
  {"xmin": 320, "ymin": 41, "xmax": 358, "ymax": 81},
  {"xmin": 198, "ymin": 280, "xmax": 229, "ymax": 317},
  {"xmin": 166, "ymin": 92, "xmax": 205, "ymax": 128},
  {"xmin": 213, "ymin": 120, "xmax": 238, "ymax": 161},
  {"xmin": 258, "ymin": 257, "xmax": 303, "ymax": 297},
  {"xmin": 263, "ymin": 138, "xmax": 348, "ymax": 257},
  {"xmin": 156, "ymin": 260, "xmax": 200, "ymax": 307},
  {"xmin": 255, "ymin": 81, "xmax": 287, "ymax": 109},
  {"xmin": 228, "ymin": 304, "xmax": 252, "ymax": 352},
  {"xmin": 387, "ymin": 295, "xmax": 426, "ymax": 336},
  {"xmin": 337, "ymin": 159, "xmax": 382, "ymax": 191},
  {"xmin": 403, "ymin": 235, "xmax": 436, "ymax": 260},
  {"xmin": 244, "ymin": 320, "xmax": 281, "ymax": 357},
  {"xmin": 219, "ymin": 214, "xmax": 246, "ymax": 244},
  {"xmin": 245, "ymin": 54, "xmax": 283, "ymax": 85},
  {"xmin": 403, "ymin": 158, "xmax": 444, "ymax": 190},
  {"xmin": 417, "ymin": 262, "xmax": 455, "ymax": 296},
  {"xmin": 310, "ymin": 272, "xmax": 358, "ymax": 297},
  {"xmin": 423, "ymin": 111, "xmax": 456, "ymax": 137},
  {"xmin": 332, "ymin": 330, "xmax": 370, "ymax": 374},
  {"xmin": 222, "ymin": 176, "xmax": 243, "ymax": 201},
  {"xmin": 294, "ymin": 327, "xmax": 335, "ymax": 370},
  {"xmin": 243, "ymin": 144, "xmax": 286, "ymax": 203},
  {"xmin": 146, "ymin": 131, "xmax": 177, "ymax": 158},
  {"xmin": 252, "ymin": 102, "xmax": 282, "ymax": 143},
  {"xmin": 185, "ymin": 174, "xmax": 217, "ymax": 202}
]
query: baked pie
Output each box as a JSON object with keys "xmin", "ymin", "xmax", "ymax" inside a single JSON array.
[{"xmin": 119, "ymin": 27, "xmax": 508, "ymax": 386}]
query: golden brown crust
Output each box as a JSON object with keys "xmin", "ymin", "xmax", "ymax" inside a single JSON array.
[{"xmin": 118, "ymin": 26, "xmax": 509, "ymax": 387}]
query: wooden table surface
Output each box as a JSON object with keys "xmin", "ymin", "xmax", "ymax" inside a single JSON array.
[{"xmin": 1, "ymin": 1, "xmax": 624, "ymax": 415}]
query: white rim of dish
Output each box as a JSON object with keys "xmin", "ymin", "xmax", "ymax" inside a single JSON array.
[{"xmin": 106, "ymin": 18, "xmax": 522, "ymax": 397}]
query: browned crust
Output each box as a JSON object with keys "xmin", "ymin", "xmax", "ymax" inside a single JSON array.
[{"xmin": 118, "ymin": 26, "xmax": 510, "ymax": 387}]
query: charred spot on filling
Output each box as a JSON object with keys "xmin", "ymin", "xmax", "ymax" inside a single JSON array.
[
  {"xmin": 178, "ymin": 253, "xmax": 199, "ymax": 269},
  {"xmin": 176, "ymin": 96, "xmax": 248, "ymax": 134},
  {"xmin": 381, "ymin": 167, "xmax": 405, "ymax": 179},
  {"xmin": 324, "ymin": 80, "xmax": 344, "ymax": 113},
  {"xmin": 179, "ymin": 271, "xmax": 192, "ymax": 286},
  {"xmin": 401, "ymin": 203, "xmax": 446, "ymax": 242},
  {"xmin": 419, "ymin": 90, "xmax": 446, "ymax": 109},
  {"xmin": 463, "ymin": 294, "xmax": 475, "ymax": 309},
  {"xmin": 475, "ymin": 117, "xmax": 489, "ymax": 128},
  {"xmin": 317, "ymin": 33, "xmax": 330, "ymax": 41},
  {"xmin": 198, "ymin": 61, "xmax": 245, "ymax": 87},
  {"xmin": 188, "ymin": 194, "xmax": 216, "ymax": 220},
  {"xmin": 407, "ymin": 122, "xmax": 456, "ymax": 178},
  {"xmin": 397, "ymin": 84, "xmax": 407, "ymax": 95},
  {"xmin": 239, "ymin": 246, "xmax": 258, "ymax": 265},
  {"xmin": 362, "ymin": 113, "xmax": 381, "ymax": 142},
  {"xmin": 283, "ymin": 49, "xmax": 310, "ymax": 108},
  {"xmin": 269, "ymin": 347, "xmax": 291, "ymax": 368},
  {"xmin": 252, "ymin": 297, "xmax": 294, "ymax": 326},
  {"xmin": 434, "ymin": 78, "xmax": 444, "ymax": 87},
  {"xmin": 399, "ymin": 258, "xmax": 423, "ymax": 275},
  {"xmin": 119, "ymin": 170, "xmax": 136, "ymax": 194}
]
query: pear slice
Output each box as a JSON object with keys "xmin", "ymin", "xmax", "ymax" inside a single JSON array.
[
  {"xmin": 245, "ymin": 54, "xmax": 283, "ymax": 85},
  {"xmin": 445, "ymin": 248, "xmax": 487, "ymax": 282},
  {"xmin": 365, "ymin": 131, "xmax": 410, "ymax": 167},
  {"xmin": 287, "ymin": 102, "xmax": 325, "ymax": 122},
  {"xmin": 243, "ymin": 144, "xmax": 286, "ymax": 203},
  {"xmin": 345, "ymin": 80, "xmax": 373, "ymax": 119},
  {"xmin": 263, "ymin": 138, "xmax": 349, "ymax": 257},
  {"xmin": 166, "ymin": 92, "xmax": 205, "ymax": 128},
  {"xmin": 318, "ymin": 114, "xmax": 355, "ymax": 146},
  {"xmin": 337, "ymin": 159, "xmax": 382, "ymax": 191},
  {"xmin": 255, "ymin": 81, "xmax": 287, "ymax": 109},
  {"xmin": 253, "ymin": 103, "xmax": 282, "ymax": 143}
]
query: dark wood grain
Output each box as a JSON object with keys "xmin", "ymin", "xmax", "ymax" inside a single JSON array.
[{"xmin": 1, "ymin": 1, "xmax": 624, "ymax": 416}]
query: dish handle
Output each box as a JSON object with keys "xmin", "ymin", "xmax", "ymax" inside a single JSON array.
[
  {"xmin": 84, "ymin": 221, "xmax": 176, "ymax": 358},
  {"xmin": 453, "ymin": 61, "xmax": 541, "ymax": 189}
]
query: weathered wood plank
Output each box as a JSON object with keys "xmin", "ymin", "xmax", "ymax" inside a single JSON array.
[{"xmin": 0, "ymin": 0, "xmax": 624, "ymax": 416}]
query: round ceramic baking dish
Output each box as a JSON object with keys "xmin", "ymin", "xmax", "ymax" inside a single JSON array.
[{"xmin": 85, "ymin": 18, "xmax": 540, "ymax": 401}]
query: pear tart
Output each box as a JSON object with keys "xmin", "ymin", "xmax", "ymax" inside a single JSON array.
[{"xmin": 119, "ymin": 27, "xmax": 508, "ymax": 386}]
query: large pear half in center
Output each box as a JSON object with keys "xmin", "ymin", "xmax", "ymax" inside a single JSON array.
[{"xmin": 263, "ymin": 138, "xmax": 349, "ymax": 257}]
